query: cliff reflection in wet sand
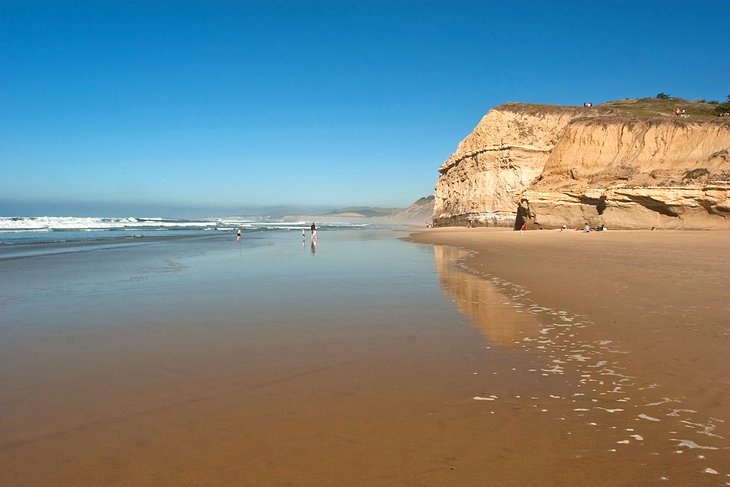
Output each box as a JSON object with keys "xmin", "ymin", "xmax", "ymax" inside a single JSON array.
[{"xmin": 433, "ymin": 245, "xmax": 540, "ymax": 346}]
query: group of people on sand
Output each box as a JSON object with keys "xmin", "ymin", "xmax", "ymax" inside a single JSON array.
[
  {"xmin": 581, "ymin": 223, "xmax": 606, "ymax": 232},
  {"xmin": 551, "ymin": 223, "xmax": 606, "ymax": 232},
  {"xmin": 516, "ymin": 223, "xmax": 607, "ymax": 232}
]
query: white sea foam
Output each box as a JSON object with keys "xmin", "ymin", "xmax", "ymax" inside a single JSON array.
[
  {"xmin": 671, "ymin": 439, "xmax": 718, "ymax": 450},
  {"xmin": 568, "ymin": 354, "xmax": 591, "ymax": 362},
  {"xmin": 587, "ymin": 360, "xmax": 608, "ymax": 368},
  {"xmin": 0, "ymin": 216, "xmax": 372, "ymax": 245},
  {"xmin": 638, "ymin": 414, "xmax": 661, "ymax": 422},
  {"xmin": 680, "ymin": 420, "xmax": 725, "ymax": 439},
  {"xmin": 541, "ymin": 365, "xmax": 564, "ymax": 374},
  {"xmin": 596, "ymin": 407, "xmax": 624, "ymax": 413},
  {"xmin": 646, "ymin": 398, "xmax": 680, "ymax": 407},
  {"xmin": 0, "ymin": 216, "xmax": 238, "ymax": 232}
]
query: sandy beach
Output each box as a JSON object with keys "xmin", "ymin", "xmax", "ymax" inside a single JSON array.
[
  {"xmin": 410, "ymin": 227, "xmax": 730, "ymax": 400},
  {"xmin": 1, "ymin": 228, "xmax": 729, "ymax": 486},
  {"xmin": 410, "ymin": 227, "xmax": 730, "ymax": 485}
]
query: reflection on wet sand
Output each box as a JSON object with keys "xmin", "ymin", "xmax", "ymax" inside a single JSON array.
[
  {"xmin": 433, "ymin": 245, "xmax": 541, "ymax": 345},
  {"xmin": 432, "ymin": 244, "xmax": 730, "ymax": 486}
]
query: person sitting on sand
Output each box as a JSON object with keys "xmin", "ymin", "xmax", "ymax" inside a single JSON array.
[{"xmin": 583, "ymin": 223, "xmax": 591, "ymax": 233}]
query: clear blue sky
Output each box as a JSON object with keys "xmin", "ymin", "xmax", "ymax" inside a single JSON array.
[{"xmin": 2, "ymin": 0, "xmax": 728, "ymax": 217}]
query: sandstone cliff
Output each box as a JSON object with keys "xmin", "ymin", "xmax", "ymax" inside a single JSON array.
[{"xmin": 433, "ymin": 100, "xmax": 730, "ymax": 229}]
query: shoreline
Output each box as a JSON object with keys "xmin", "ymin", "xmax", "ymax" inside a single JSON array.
[
  {"xmin": 408, "ymin": 227, "xmax": 730, "ymax": 417},
  {"xmin": 407, "ymin": 227, "xmax": 730, "ymax": 483}
]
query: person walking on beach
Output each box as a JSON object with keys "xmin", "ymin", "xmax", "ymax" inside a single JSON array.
[
  {"xmin": 310, "ymin": 222, "xmax": 317, "ymax": 239},
  {"xmin": 236, "ymin": 228, "xmax": 242, "ymax": 241}
]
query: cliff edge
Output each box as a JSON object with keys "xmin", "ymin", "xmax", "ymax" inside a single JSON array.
[{"xmin": 433, "ymin": 99, "xmax": 730, "ymax": 229}]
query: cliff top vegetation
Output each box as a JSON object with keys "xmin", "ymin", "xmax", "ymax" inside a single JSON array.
[
  {"xmin": 600, "ymin": 97, "xmax": 723, "ymax": 121},
  {"xmin": 500, "ymin": 97, "xmax": 728, "ymax": 122}
]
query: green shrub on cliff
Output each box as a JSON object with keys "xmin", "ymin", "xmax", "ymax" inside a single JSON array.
[{"xmin": 713, "ymin": 95, "xmax": 730, "ymax": 115}]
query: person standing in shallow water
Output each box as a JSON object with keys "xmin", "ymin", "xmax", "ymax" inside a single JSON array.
[
  {"xmin": 236, "ymin": 228, "xmax": 241, "ymax": 241},
  {"xmin": 310, "ymin": 222, "xmax": 317, "ymax": 239}
]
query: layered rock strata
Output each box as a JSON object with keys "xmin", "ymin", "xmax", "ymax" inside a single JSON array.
[{"xmin": 433, "ymin": 103, "xmax": 730, "ymax": 229}]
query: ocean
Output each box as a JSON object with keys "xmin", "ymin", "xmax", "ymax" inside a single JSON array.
[{"xmin": 0, "ymin": 215, "xmax": 371, "ymax": 244}]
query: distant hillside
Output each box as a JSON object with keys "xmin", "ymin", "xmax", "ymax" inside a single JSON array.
[
  {"xmin": 324, "ymin": 207, "xmax": 400, "ymax": 218},
  {"xmin": 308, "ymin": 196, "xmax": 434, "ymax": 224},
  {"xmin": 392, "ymin": 196, "xmax": 434, "ymax": 223}
]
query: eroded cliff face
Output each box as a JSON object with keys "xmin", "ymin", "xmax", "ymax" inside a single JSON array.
[
  {"xmin": 433, "ymin": 104, "xmax": 602, "ymax": 226},
  {"xmin": 433, "ymin": 103, "xmax": 730, "ymax": 229}
]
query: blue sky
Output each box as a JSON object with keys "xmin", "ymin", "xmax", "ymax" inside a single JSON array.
[{"xmin": 2, "ymin": 0, "xmax": 728, "ymax": 217}]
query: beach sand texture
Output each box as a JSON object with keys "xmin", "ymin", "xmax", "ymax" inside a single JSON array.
[
  {"xmin": 1, "ymin": 228, "xmax": 729, "ymax": 486},
  {"xmin": 410, "ymin": 228, "xmax": 730, "ymax": 485}
]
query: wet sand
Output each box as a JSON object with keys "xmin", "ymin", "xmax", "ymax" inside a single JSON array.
[{"xmin": 1, "ymin": 229, "xmax": 729, "ymax": 486}]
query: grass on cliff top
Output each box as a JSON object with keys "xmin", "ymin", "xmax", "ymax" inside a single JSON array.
[
  {"xmin": 502, "ymin": 97, "xmax": 724, "ymax": 122},
  {"xmin": 500, "ymin": 102, "xmax": 585, "ymax": 116},
  {"xmin": 598, "ymin": 97, "xmax": 720, "ymax": 121}
]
